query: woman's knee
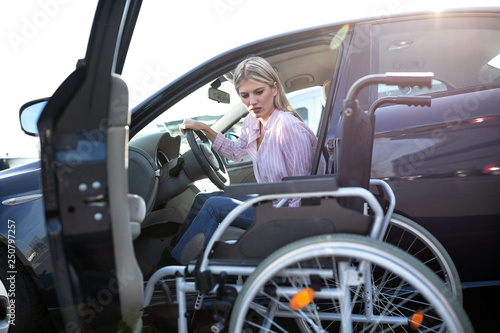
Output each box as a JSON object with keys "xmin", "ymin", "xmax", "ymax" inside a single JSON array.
[
  {"xmin": 193, "ymin": 192, "xmax": 212, "ymax": 206},
  {"xmin": 204, "ymin": 197, "xmax": 224, "ymax": 215}
]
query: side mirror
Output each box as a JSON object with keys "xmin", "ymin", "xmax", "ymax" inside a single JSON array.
[
  {"xmin": 19, "ymin": 98, "xmax": 48, "ymax": 136},
  {"xmin": 208, "ymin": 87, "xmax": 230, "ymax": 104}
]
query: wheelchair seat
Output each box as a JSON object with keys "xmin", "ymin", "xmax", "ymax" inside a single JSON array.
[{"xmin": 210, "ymin": 175, "xmax": 372, "ymax": 262}]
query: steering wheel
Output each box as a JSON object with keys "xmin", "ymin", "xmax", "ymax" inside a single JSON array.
[{"xmin": 185, "ymin": 129, "xmax": 230, "ymax": 189}]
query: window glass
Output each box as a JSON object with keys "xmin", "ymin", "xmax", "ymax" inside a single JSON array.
[
  {"xmin": 371, "ymin": 16, "xmax": 500, "ymax": 103},
  {"xmin": 134, "ymin": 82, "xmax": 324, "ymax": 156},
  {"xmin": 288, "ymin": 86, "xmax": 324, "ymax": 134},
  {"xmin": 133, "ymin": 79, "xmax": 240, "ymax": 153},
  {"xmin": 377, "ymin": 79, "xmax": 448, "ymax": 98}
]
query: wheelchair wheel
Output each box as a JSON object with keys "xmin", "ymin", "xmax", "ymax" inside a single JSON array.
[
  {"xmin": 384, "ymin": 214, "xmax": 462, "ymax": 303},
  {"xmin": 229, "ymin": 234, "xmax": 471, "ymax": 333}
]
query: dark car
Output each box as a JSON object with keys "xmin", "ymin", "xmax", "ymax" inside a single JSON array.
[
  {"xmin": 1, "ymin": 1, "xmax": 499, "ymax": 331},
  {"xmin": 0, "ymin": 157, "xmax": 36, "ymax": 171}
]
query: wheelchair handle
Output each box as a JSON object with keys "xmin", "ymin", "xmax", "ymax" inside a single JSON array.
[
  {"xmin": 337, "ymin": 72, "xmax": 433, "ymax": 199},
  {"xmin": 368, "ymin": 96, "xmax": 431, "ymax": 115},
  {"xmin": 345, "ymin": 72, "xmax": 434, "ymax": 105}
]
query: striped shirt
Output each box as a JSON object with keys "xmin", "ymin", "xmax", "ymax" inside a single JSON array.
[{"xmin": 213, "ymin": 109, "xmax": 318, "ymax": 206}]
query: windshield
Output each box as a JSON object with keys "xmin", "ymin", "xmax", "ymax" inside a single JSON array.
[{"xmin": 133, "ymin": 79, "xmax": 240, "ymax": 151}]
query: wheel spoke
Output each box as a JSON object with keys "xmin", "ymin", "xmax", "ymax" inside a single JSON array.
[{"xmin": 230, "ymin": 234, "xmax": 471, "ymax": 332}]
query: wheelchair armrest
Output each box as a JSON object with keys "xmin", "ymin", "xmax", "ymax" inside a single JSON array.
[{"xmin": 224, "ymin": 175, "xmax": 338, "ymax": 197}]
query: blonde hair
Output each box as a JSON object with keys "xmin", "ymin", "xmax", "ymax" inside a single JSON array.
[{"xmin": 233, "ymin": 56, "xmax": 303, "ymax": 121}]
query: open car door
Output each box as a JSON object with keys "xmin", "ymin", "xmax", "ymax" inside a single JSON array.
[{"xmin": 37, "ymin": 1, "xmax": 144, "ymax": 331}]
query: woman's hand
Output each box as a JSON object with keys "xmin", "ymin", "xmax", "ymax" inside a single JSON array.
[
  {"xmin": 179, "ymin": 119, "xmax": 204, "ymax": 134},
  {"xmin": 180, "ymin": 119, "xmax": 217, "ymax": 142}
]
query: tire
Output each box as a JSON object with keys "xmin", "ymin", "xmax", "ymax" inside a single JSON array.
[
  {"xmin": 0, "ymin": 248, "xmax": 49, "ymax": 332},
  {"xmin": 229, "ymin": 234, "xmax": 472, "ymax": 333},
  {"xmin": 385, "ymin": 213, "xmax": 462, "ymax": 302}
]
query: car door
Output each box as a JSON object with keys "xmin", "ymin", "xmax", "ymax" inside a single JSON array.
[
  {"xmin": 36, "ymin": 1, "xmax": 144, "ymax": 331},
  {"xmin": 335, "ymin": 13, "xmax": 500, "ymax": 284}
]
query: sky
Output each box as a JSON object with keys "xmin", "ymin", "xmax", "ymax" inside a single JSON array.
[{"xmin": 1, "ymin": 0, "xmax": 499, "ymax": 158}]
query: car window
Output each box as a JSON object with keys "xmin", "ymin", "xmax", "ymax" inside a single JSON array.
[
  {"xmin": 133, "ymin": 79, "xmax": 240, "ymax": 153},
  {"xmin": 288, "ymin": 86, "xmax": 324, "ymax": 134},
  {"xmin": 134, "ymin": 83, "xmax": 324, "ymax": 156},
  {"xmin": 371, "ymin": 16, "xmax": 500, "ymax": 103}
]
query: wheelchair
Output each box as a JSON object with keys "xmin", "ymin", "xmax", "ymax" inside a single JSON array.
[{"xmin": 142, "ymin": 73, "xmax": 471, "ymax": 332}]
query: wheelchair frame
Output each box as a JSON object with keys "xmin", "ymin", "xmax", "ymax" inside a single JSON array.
[{"xmin": 142, "ymin": 73, "xmax": 471, "ymax": 332}]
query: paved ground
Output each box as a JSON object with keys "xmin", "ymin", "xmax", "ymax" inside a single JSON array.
[
  {"xmin": 463, "ymin": 285, "xmax": 500, "ymax": 332},
  {"xmin": 142, "ymin": 282, "xmax": 500, "ymax": 332}
]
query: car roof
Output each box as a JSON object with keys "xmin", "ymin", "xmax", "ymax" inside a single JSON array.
[{"xmin": 230, "ymin": 7, "xmax": 500, "ymax": 93}]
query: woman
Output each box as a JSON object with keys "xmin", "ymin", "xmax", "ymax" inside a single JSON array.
[{"xmin": 171, "ymin": 56, "xmax": 317, "ymax": 264}]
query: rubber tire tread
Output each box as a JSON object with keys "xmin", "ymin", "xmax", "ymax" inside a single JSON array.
[
  {"xmin": 230, "ymin": 233, "xmax": 472, "ymax": 333},
  {"xmin": 389, "ymin": 213, "xmax": 462, "ymax": 302}
]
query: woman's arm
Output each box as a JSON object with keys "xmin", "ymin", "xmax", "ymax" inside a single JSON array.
[
  {"xmin": 180, "ymin": 119, "xmax": 218, "ymax": 142},
  {"xmin": 181, "ymin": 118, "xmax": 251, "ymax": 162}
]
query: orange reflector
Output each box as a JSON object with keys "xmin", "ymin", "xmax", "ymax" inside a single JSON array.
[
  {"xmin": 410, "ymin": 309, "xmax": 424, "ymax": 330},
  {"xmin": 289, "ymin": 288, "xmax": 315, "ymax": 311}
]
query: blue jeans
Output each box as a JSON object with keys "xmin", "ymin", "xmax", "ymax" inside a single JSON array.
[
  {"xmin": 174, "ymin": 191, "xmax": 223, "ymax": 241},
  {"xmin": 171, "ymin": 193, "xmax": 254, "ymax": 263}
]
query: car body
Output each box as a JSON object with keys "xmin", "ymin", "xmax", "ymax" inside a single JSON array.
[
  {"xmin": 1, "ymin": 2, "xmax": 499, "ymax": 331},
  {"xmin": 0, "ymin": 158, "xmax": 37, "ymax": 172}
]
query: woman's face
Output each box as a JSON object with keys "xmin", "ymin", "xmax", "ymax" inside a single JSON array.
[{"xmin": 238, "ymin": 79, "xmax": 277, "ymax": 123}]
